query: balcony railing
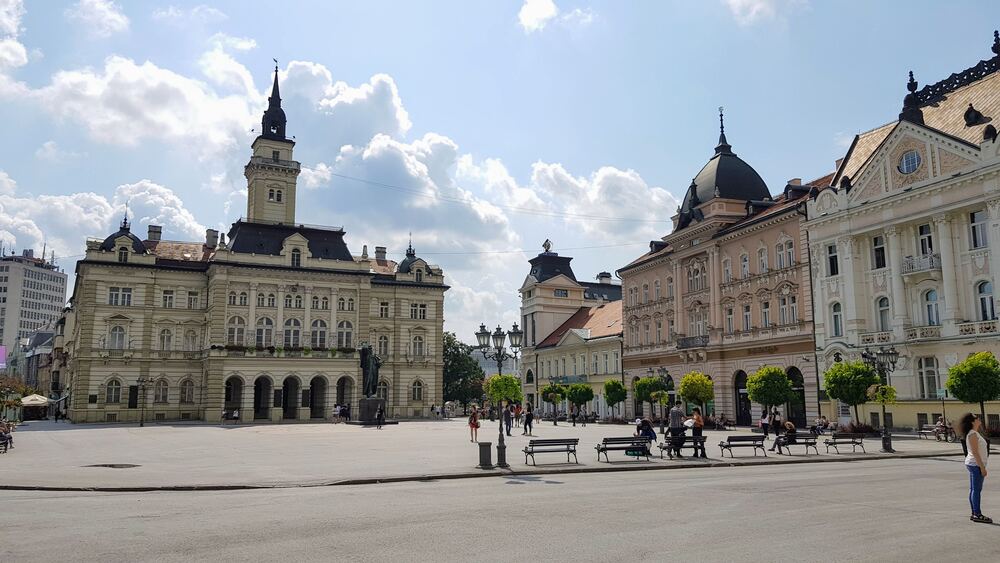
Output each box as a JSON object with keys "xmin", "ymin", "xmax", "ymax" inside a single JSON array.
[
  {"xmin": 905, "ymin": 325, "xmax": 941, "ymax": 340},
  {"xmin": 859, "ymin": 331, "xmax": 893, "ymax": 345},
  {"xmin": 958, "ymin": 320, "xmax": 999, "ymax": 336},
  {"xmin": 902, "ymin": 253, "xmax": 942, "ymax": 274},
  {"xmin": 676, "ymin": 335, "xmax": 709, "ymax": 349},
  {"xmin": 246, "ymin": 156, "xmax": 301, "ymax": 170}
]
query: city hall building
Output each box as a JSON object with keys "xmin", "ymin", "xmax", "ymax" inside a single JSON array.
[{"xmin": 65, "ymin": 69, "xmax": 447, "ymax": 423}]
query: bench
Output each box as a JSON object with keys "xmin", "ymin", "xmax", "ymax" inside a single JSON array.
[
  {"xmin": 917, "ymin": 424, "xmax": 956, "ymax": 442},
  {"xmin": 719, "ymin": 435, "xmax": 767, "ymax": 457},
  {"xmin": 658, "ymin": 435, "xmax": 708, "ymax": 459},
  {"xmin": 824, "ymin": 432, "xmax": 866, "ymax": 454},
  {"xmin": 523, "ymin": 438, "xmax": 580, "ymax": 466},
  {"xmin": 595, "ymin": 436, "xmax": 653, "ymax": 462},
  {"xmin": 772, "ymin": 434, "xmax": 819, "ymax": 455}
]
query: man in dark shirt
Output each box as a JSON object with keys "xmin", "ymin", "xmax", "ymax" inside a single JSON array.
[{"xmin": 668, "ymin": 401, "xmax": 686, "ymax": 458}]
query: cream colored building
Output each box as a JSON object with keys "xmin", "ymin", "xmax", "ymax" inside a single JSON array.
[
  {"xmin": 618, "ymin": 119, "xmax": 819, "ymax": 426},
  {"xmin": 66, "ymin": 69, "xmax": 447, "ymax": 423},
  {"xmin": 518, "ymin": 244, "xmax": 622, "ymax": 412},
  {"xmin": 806, "ymin": 33, "xmax": 1000, "ymax": 429}
]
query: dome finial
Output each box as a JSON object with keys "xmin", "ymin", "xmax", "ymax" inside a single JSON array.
[
  {"xmin": 899, "ymin": 70, "xmax": 924, "ymax": 124},
  {"xmin": 992, "ymin": 30, "xmax": 1000, "ymax": 56},
  {"xmin": 121, "ymin": 199, "xmax": 130, "ymax": 230},
  {"xmin": 715, "ymin": 106, "xmax": 733, "ymax": 155},
  {"xmin": 406, "ymin": 232, "xmax": 415, "ymax": 257}
]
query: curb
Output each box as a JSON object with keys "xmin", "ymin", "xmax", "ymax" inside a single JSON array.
[{"xmin": 0, "ymin": 451, "xmax": 964, "ymax": 493}]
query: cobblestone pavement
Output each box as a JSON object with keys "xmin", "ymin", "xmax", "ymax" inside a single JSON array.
[{"xmin": 0, "ymin": 418, "xmax": 963, "ymax": 489}]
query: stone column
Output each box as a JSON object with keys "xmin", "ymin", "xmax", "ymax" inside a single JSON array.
[
  {"xmin": 672, "ymin": 261, "xmax": 682, "ymax": 336},
  {"xmin": 934, "ymin": 214, "xmax": 959, "ymax": 326},
  {"xmin": 885, "ymin": 226, "xmax": 909, "ymax": 338},
  {"xmin": 838, "ymin": 236, "xmax": 860, "ymax": 338},
  {"xmin": 240, "ymin": 378, "xmax": 254, "ymax": 422},
  {"xmin": 247, "ymin": 283, "xmax": 257, "ymax": 346},
  {"xmin": 987, "ymin": 198, "xmax": 1000, "ymax": 286},
  {"xmin": 303, "ymin": 285, "xmax": 312, "ymax": 348},
  {"xmin": 708, "ymin": 248, "xmax": 722, "ymax": 332},
  {"xmin": 276, "ymin": 286, "xmax": 285, "ymax": 347}
]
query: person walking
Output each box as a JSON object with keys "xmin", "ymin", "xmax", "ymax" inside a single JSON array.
[
  {"xmin": 668, "ymin": 401, "xmax": 686, "ymax": 458},
  {"xmin": 760, "ymin": 410, "xmax": 770, "ymax": 440},
  {"xmin": 469, "ymin": 409, "xmax": 480, "ymax": 442},
  {"xmin": 514, "ymin": 404, "xmax": 522, "ymax": 428},
  {"xmin": 523, "ymin": 403, "xmax": 534, "ymax": 436},
  {"xmin": 375, "ymin": 405, "xmax": 385, "ymax": 430},
  {"xmin": 689, "ymin": 407, "xmax": 707, "ymax": 458},
  {"xmin": 960, "ymin": 412, "xmax": 992, "ymax": 523},
  {"xmin": 771, "ymin": 408, "xmax": 782, "ymax": 431},
  {"xmin": 503, "ymin": 404, "xmax": 514, "ymax": 436}
]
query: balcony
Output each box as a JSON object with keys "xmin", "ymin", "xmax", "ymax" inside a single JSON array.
[
  {"xmin": 859, "ymin": 331, "xmax": 893, "ymax": 345},
  {"xmin": 958, "ymin": 320, "xmax": 999, "ymax": 336},
  {"xmin": 905, "ymin": 325, "xmax": 941, "ymax": 340},
  {"xmin": 901, "ymin": 253, "xmax": 941, "ymax": 275},
  {"xmin": 676, "ymin": 335, "xmax": 709, "ymax": 349},
  {"xmin": 246, "ymin": 155, "xmax": 301, "ymax": 171}
]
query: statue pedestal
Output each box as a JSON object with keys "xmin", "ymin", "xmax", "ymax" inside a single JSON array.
[{"xmin": 359, "ymin": 397, "xmax": 385, "ymax": 423}]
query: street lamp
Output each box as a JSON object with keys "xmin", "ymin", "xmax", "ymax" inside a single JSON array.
[
  {"xmin": 861, "ymin": 346, "xmax": 899, "ymax": 453},
  {"xmin": 648, "ymin": 367, "xmax": 671, "ymax": 433},
  {"xmin": 136, "ymin": 376, "xmax": 151, "ymax": 427},
  {"xmin": 474, "ymin": 322, "xmax": 523, "ymax": 468}
]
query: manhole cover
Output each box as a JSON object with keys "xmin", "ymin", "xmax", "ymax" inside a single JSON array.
[{"xmin": 83, "ymin": 464, "xmax": 141, "ymax": 469}]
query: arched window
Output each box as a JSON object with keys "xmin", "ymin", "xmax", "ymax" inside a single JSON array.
[
  {"xmin": 184, "ymin": 329, "xmax": 199, "ymax": 352},
  {"xmin": 239, "ymin": 292, "xmax": 248, "ymax": 306},
  {"xmin": 117, "ymin": 247, "xmax": 128, "ymax": 263},
  {"xmin": 411, "ymin": 380, "xmax": 423, "ymax": 402},
  {"xmin": 276, "ymin": 190, "xmax": 283, "ymax": 202},
  {"xmin": 105, "ymin": 379, "xmax": 122, "ymax": 403},
  {"xmin": 180, "ymin": 379, "xmax": 195, "ymax": 403},
  {"xmin": 338, "ymin": 297, "xmax": 346, "ymax": 311},
  {"xmin": 154, "ymin": 380, "xmax": 169, "ymax": 403},
  {"xmin": 376, "ymin": 381, "xmax": 388, "ymax": 400},
  {"xmin": 268, "ymin": 189, "xmax": 275, "ymax": 201},
  {"xmin": 667, "ymin": 277, "xmax": 674, "ymax": 298},
  {"xmin": 109, "ymin": 326, "xmax": 126, "ymax": 349},
  {"xmin": 347, "ymin": 298, "xmax": 355, "ymax": 311},
  {"xmin": 378, "ymin": 335, "xmax": 389, "ymax": 356},
  {"xmin": 284, "ymin": 318, "xmax": 301, "ymax": 347},
  {"xmin": 311, "ymin": 319, "xmax": 327, "ymax": 348},
  {"xmin": 257, "ymin": 293, "xmax": 265, "ymax": 307},
  {"xmin": 291, "ymin": 248, "xmax": 301, "ymax": 268},
  {"xmin": 978, "ymin": 281, "xmax": 996, "ymax": 321},
  {"xmin": 924, "ymin": 290, "xmax": 940, "ymax": 326},
  {"xmin": 761, "ymin": 301, "xmax": 771, "ymax": 327},
  {"xmin": 227, "ymin": 317, "xmax": 245, "ymax": 345},
  {"xmin": 831, "ymin": 302, "xmax": 843, "ymax": 337},
  {"xmin": 267, "ymin": 294, "xmax": 276, "ymax": 307},
  {"xmin": 294, "ymin": 295, "xmax": 303, "ymax": 309},
  {"xmin": 775, "ymin": 243, "xmax": 785, "ymax": 269},
  {"xmin": 785, "ymin": 241, "xmax": 795, "ymax": 266},
  {"xmin": 159, "ymin": 329, "xmax": 173, "ymax": 351},
  {"xmin": 311, "ymin": 296, "xmax": 319, "ymax": 309},
  {"xmin": 284, "ymin": 294, "xmax": 292, "ymax": 308},
  {"xmin": 256, "ymin": 317, "xmax": 274, "ymax": 347},
  {"xmin": 228, "ymin": 292, "xmax": 237, "ymax": 306},
  {"xmin": 654, "ymin": 280, "xmax": 661, "ymax": 300},
  {"xmin": 337, "ymin": 321, "xmax": 353, "ymax": 348},
  {"xmin": 411, "ymin": 335, "xmax": 425, "ymax": 356},
  {"xmin": 321, "ymin": 297, "xmax": 329, "ymax": 310},
  {"xmin": 723, "ymin": 259, "xmax": 732, "ymax": 282},
  {"xmin": 877, "ymin": 297, "xmax": 890, "ymax": 331},
  {"xmin": 757, "ymin": 248, "xmax": 768, "ymax": 273}
]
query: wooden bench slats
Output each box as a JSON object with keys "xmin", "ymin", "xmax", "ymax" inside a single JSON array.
[
  {"xmin": 657, "ymin": 436, "xmax": 707, "ymax": 459},
  {"xmin": 523, "ymin": 438, "xmax": 579, "ymax": 466},
  {"xmin": 718, "ymin": 435, "xmax": 767, "ymax": 458},
  {"xmin": 824, "ymin": 432, "xmax": 866, "ymax": 454},
  {"xmin": 595, "ymin": 437, "xmax": 653, "ymax": 462}
]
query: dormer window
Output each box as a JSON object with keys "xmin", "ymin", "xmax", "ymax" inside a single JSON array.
[
  {"xmin": 117, "ymin": 247, "xmax": 128, "ymax": 263},
  {"xmin": 291, "ymin": 248, "xmax": 301, "ymax": 268},
  {"xmin": 415, "ymin": 269, "xmax": 423, "ymax": 282}
]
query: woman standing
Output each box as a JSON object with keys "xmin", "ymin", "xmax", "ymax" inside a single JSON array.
[
  {"xmin": 690, "ymin": 407, "xmax": 707, "ymax": 458},
  {"xmin": 760, "ymin": 410, "xmax": 770, "ymax": 440},
  {"xmin": 375, "ymin": 405, "xmax": 385, "ymax": 430},
  {"xmin": 960, "ymin": 413, "xmax": 992, "ymax": 523},
  {"xmin": 522, "ymin": 403, "xmax": 534, "ymax": 436},
  {"xmin": 469, "ymin": 409, "xmax": 480, "ymax": 442}
]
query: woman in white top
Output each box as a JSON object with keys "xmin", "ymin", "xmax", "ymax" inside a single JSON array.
[{"xmin": 959, "ymin": 412, "xmax": 991, "ymax": 523}]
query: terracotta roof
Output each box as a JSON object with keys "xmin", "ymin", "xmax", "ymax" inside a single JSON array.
[
  {"xmin": 144, "ymin": 240, "xmax": 214, "ymax": 262},
  {"xmin": 718, "ymin": 195, "xmax": 800, "ymax": 234},
  {"xmin": 369, "ymin": 258, "xmax": 398, "ymax": 274},
  {"xmin": 536, "ymin": 301, "xmax": 622, "ymax": 349},
  {"xmin": 807, "ymin": 172, "xmax": 835, "ymax": 188},
  {"xmin": 837, "ymin": 122, "xmax": 895, "ymax": 185}
]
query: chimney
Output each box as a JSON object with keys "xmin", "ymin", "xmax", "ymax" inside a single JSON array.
[
  {"xmin": 597, "ymin": 271, "xmax": 612, "ymax": 284},
  {"xmin": 787, "ymin": 178, "xmax": 801, "ymax": 186},
  {"xmin": 23, "ymin": 249, "xmax": 34, "ymax": 258},
  {"xmin": 835, "ymin": 158, "xmax": 844, "ymax": 170},
  {"xmin": 205, "ymin": 229, "xmax": 219, "ymax": 249},
  {"xmin": 147, "ymin": 225, "xmax": 162, "ymax": 242},
  {"xmin": 361, "ymin": 244, "xmax": 369, "ymax": 260},
  {"xmin": 375, "ymin": 246, "xmax": 387, "ymax": 261}
]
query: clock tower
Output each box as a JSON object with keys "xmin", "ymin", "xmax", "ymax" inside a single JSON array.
[{"xmin": 245, "ymin": 65, "xmax": 300, "ymax": 224}]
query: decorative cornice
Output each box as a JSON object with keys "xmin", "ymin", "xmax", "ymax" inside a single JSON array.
[{"xmin": 915, "ymin": 54, "xmax": 1000, "ymax": 106}]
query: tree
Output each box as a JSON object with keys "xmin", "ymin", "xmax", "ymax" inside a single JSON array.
[
  {"xmin": 746, "ymin": 366, "xmax": 794, "ymax": 413},
  {"xmin": 679, "ymin": 371, "xmax": 715, "ymax": 413},
  {"xmin": 650, "ymin": 390, "xmax": 671, "ymax": 432},
  {"xmin": 946, "ymin": 351, "xmax": 1000, "ymax": 422},
  {"xmin": 540, "ymin": 383, "xmax": 566, "ymax": 425},
  {"xmin": 484, "ymin": 374, "xmax": 523, "ymax": 406},
  {"xmin": 566, "ymin": 383, "xmax": 595, "ymax": 425},
  {"xmin": 442, "ymin": 332, "xmax": 486, "ymax": 413},
  {"xmin": 823, "ymin": 361, "xmax": 879, "ymax": 423},
  {"xmin": 634, "ymin": 376, "xmax": 667, "ymax": 418},
  {"xmin": 604, "ymin": 379, "xmax": 627, "ymax": 419}
]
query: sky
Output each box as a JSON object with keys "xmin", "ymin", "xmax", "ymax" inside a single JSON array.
[{"xmin": 1, "ymin": 0, "xmax": 1000, "ymax": 344}]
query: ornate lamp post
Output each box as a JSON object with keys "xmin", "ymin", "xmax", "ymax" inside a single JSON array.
[
  {"xmin": 136, "ymin": 376, "xmax": 151, "ymax": 427},
  {"xmin": 647, "ymin": 367, "xmax": 670, "ymax": 433},
  {"xmin": 861, "ymin": 346, "xmax": 899, "ymax": 453},
  {"xmin": 474, "ymin": 322, "xmax": 523, "ymax": 468}
]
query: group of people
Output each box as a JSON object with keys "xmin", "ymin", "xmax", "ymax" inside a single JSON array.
[
  {"xmin": 809, "ymin": 416, "xmax": 836, "ymax": 436},
  {"xmin": 467, "ymin": 402, "xmax": 535, "ymax": 442},
  {"xmin": 331, "ymin": 404, "xmax": 352, "ymax": 423},
  {"xmin": 1, "ymin": 419, "xmax": 15, "ymax": 453},
  {"xmin": 637, "ymin": 401, "xmax": 708, "ymax": 459}
]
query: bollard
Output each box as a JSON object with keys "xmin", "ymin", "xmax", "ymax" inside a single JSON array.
[
  {"xmin": 496, "ymin": 441, "xmax": 509, "ymax": 468},
  {"xmin": 478, "ymin": 442, "xmax": 494, "ymax": 469}
]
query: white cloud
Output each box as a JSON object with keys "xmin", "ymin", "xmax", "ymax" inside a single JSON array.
[
  {"xmin": 0, "ymin": 169, "xmax": 16, "ymax": 194},
  {"xmin": 152, "ymin": 4, "xmax": 226, "ymax": 24},
  {"xmin": 561, "ymin": 8, "xmax": 595, "ymax": 27},
  {"xmin": 0, "ymin": 37, "xmax": 24, "ymax": 69},
  {"xmin": 0, "ymin": 0, "xmax": 23, "ymax": 36},
  {"xmin": 723, "ymin": 0, "xmax": 803, "ymax": 25},
  {"xmin": 35, "ymin": 140, "xmax": 85, "ymax": 162},
  {"xmin": 208, "ymin": 32, "xmax": 256, "ymax": 52},
  {"xmin": 65, "ymin": 0, "xmax": 130, "ymax": 38},
  {"xmin": 0, "ymin": 0, "xmax": 25, "ymax": 71},
  {"xmin": 518, "ymin": 0, "xmax": 559, "ymax": 33},
  {"xmin": 114, "ymin": 179, "xmax": 205, "ymax": 240},
  {"xmin": 300, "ymin": 162, "xmax": 332, "ymax": 189}
]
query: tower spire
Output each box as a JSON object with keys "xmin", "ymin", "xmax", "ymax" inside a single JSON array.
[
  {"xmin": 406, "ymin": 232, "xmax": 415, "ymax": 257},
  {"xmin": 260, "ymin": 60, "xmax": 287, "ymax": 139},
  {"xmin": 715, "ymin": 106, "xmax": 733, "ymax": 155},
  {"xmin": 269, "ymin": 59, "xmax": 281, "ymax": 108}
]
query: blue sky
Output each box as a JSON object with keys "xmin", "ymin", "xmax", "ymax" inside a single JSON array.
[{"xmin": 1, "ymin": 0, "xmax": 999, "ymax": 341}]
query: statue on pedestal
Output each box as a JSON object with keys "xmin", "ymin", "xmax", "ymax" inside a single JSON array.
[{"xmin": 360, "ymin": 343, "xmax": 382, "ymax": 398}]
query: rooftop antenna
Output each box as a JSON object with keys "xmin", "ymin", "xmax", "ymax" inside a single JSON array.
[{"xmin": 42, "ymin": 241, "xmax": 46, "ymax": 262}]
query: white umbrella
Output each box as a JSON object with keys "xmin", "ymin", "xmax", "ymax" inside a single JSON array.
[{"xmin": 19, "ymin": 394, "xmax": 50, "ymax": 407}]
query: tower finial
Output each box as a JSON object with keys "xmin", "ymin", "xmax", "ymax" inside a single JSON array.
[
  {"xmin": 406, "ymin": 232, "xmax": 414, "ymax": 256},
  {"xmin": 714, "ymin": 106, "xmax": 732, "ymax": 155},
  {"xmin": 993, "ymin": 30, "xmax": 1000, "ymax": 56},
  {"xmin": 121, "ymin": 199, "xmax": 130, "ymax": 230},
  {"xmin": 719, "ymin": 106, "xmax": 725, "ymax": 136},
  {"xmin": 900, "ymin": 70, "xmax": 924, "ymax": 124}
]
